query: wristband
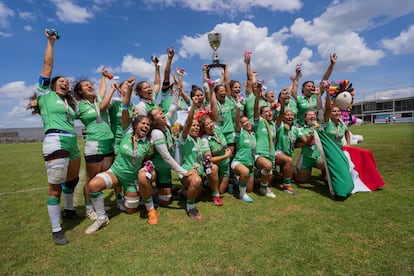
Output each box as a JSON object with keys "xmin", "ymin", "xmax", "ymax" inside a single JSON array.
[{"xmin": 121, "ymin": 104, "xmax": 130, "ymax": 111}]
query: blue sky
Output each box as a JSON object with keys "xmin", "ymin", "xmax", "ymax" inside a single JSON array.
[{"xmin": 0, "ymin": 0, "xmax": 413, "ymax": 128}]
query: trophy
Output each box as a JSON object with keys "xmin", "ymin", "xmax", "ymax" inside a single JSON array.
[{"xmin": 207, "ymin": 33, "xmax": 225, "ymax": 70}]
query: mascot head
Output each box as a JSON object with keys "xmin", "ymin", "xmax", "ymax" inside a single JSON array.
[{"xmin": 329, "ymin": 80, "xmax": 354, "ymax": 111}]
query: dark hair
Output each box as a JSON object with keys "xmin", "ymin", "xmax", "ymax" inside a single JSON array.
[
  {"xmin": 214, "ymin": 84, "xmax": 224, "ymax": 94},
  {"xmin": 259, "ymin": 105, "xmax": 270, "ymax": 115},
  {"xmin": 190, "ymin": 85, "xmax": 203, "ymax": 98},
  {"xmin": 51, "ymin": 76, "xmax": 76, "ymax": 110},
  {"xmin": 73, "ymin": 79, "xmax": 95, "ymax": 102},
  {"xmin": 301, "ymin": 81, "xmax": 315, "ymax": 94},
  {"xmin": 134, "ymin": 81, "xmax": 148, "ymax": 96},
  {"xmin": 27, "ymin": 92, "xmax": 40, "ymax": 115},
  {"xmin": 229, "ymin": 80, "xmax": 240, "ymax": 89},
  {"xmin": 131, "ymin": 114, "xmax": 151, "ymax": 139}
]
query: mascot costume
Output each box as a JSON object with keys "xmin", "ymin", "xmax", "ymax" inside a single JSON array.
[{"xmin": 329, "ymin": 80, "xmax": 363, "ymax": 145}]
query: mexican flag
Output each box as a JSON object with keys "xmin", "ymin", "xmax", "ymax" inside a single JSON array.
[{"xmin": 314, "ymin": 130, "xmax": 385, "ymax": 198}]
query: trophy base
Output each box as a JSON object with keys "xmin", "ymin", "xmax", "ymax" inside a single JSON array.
[{"xmin": 207, "ymin": 63, "xmax": 225, "ymax": 70}]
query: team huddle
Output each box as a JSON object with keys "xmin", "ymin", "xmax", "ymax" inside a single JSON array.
[{"xmin": 31, "ymin": 29, "xmax": 351, "ymax": 246}]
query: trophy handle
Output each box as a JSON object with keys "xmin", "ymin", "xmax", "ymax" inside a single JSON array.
[{"xmin": 206, "ymin": 64, "xmax": 226, "ymax": 82}]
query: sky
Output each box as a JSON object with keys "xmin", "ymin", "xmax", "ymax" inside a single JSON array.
[{"xmin": 0, "ymin": 0, "xmax": 413, "ymax": 128}]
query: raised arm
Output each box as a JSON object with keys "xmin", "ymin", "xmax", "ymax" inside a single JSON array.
[
  {"xmin": 100, "ymin": 82, "xmax": 117, "ymax": 111},
  {"xmin": 41, "ymin": 29, "xmax": 58, "ymax": 78},
  {"xmin": 98, "ymin": 67, "xmax": 109, "ymax": 98},
  {"xmin": 291, "ymin": 64, "xmax": 302, "ymax": 100},
  {"xmin": 253, "ymin": 84, "xmax": 260, "ymax": 121},
  {"xmin": 324, "ymin": 89, "xmax": 332, "ymax": 122},
  {"xmin": 162, "ymin": 48, "xmax": 174, "ymax": 91},
  {"xmin": 182, "ymin": 98, "xmax": 196, "ymax": 139},
  {"xmin": 202, "ymin": 64, "xmax": 211, "ymax": 101},
  {"xmin": 153, "ymin": 56, "xmax": 161, "ymax": 95},
  {"xmin": 174, "ymin": 69, "xmax": 191, "ymax": 105},
  {"xmin": 320, "ymin": 53, "xmax": 337, "ymax": 86},
  {"xmin": 209, "ymin": 84, "xmax": 219, "ymax": 122},
  {"xmin": 276, "ymin": 95, "xmax": 285, "ymax": 126},
  {"xmin": 122, "ymin": 77, "xmax": 136, "ymax": 129},
  {"xmin": 223, "ymin": 64, "xmax": 231, "ymax": 97}
]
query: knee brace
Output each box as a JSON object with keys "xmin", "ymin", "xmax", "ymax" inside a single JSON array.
[
  {"xmin": 124, "ymin": 196, "xmax": 140, "ymax": 209},
  {"xmin": 158, "ymin": 194, "xmax": 172, "ymax": 202},
  {"xmin": 261, "ymin": 168, "xmax": 273, "ymax": 176},
  {"xmin": 65, "ymin": 177, "xmax": 79, "ymax": 189},
  {"xmin": 45, "ymin": 158, "xmax": 69, "ymax": 184},
  {"xmin": 96, "ymin": 172, "xmax": 113, "ymax": 189}
]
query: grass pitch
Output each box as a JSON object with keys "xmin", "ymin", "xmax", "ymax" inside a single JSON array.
[{"xmin": 0, "ymin": 123, "xmax": 413, "ymax": 274}]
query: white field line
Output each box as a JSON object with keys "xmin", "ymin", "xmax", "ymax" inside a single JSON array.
[{"xmin": 0, "ymin": 169, "xmax": 86, "ymax": 196}]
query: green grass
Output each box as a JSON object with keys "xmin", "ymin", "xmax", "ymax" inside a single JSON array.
[{"xmin": 0, "ymin": 123, "xmax": 413, "ymax": 275}]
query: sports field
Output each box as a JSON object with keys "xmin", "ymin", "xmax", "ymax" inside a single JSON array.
[{"xmin": 0, "ymin": 123, "xmax": 413, "ymax": 274}]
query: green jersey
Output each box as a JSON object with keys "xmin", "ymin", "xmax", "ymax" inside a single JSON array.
[
  {"xmin": 77, "ymin": 98, "xmax": 113, "ymax": 141},
  {"xmin": 110, "ymin": 133, "xmax": 152, "ymax": 184},
  {"xmin": 161, "ymin": 89, "xmax": 188, "ymax": 114},
  {"xmin": 136, "ymin": 91, "xmax": 159, "ymax": 115},
  {"xmin": 254, "ymin": 117, "xmax": 276, "ymax": 158},
  {"xmin": 179, "ymin": 134, "xmax": 209, "ymax": 175},
  {"xmin": 216, "ymin": 96, "xmax": 237, "ymax": 134},
  {"xmin": 296, "ymin": 94, "xmax": 318, "ymax": 126},
  {"xmin": 37, "ymin": 83, "xmax": 76, "ymax": 134},
  {"xmin": 299, "ymin": 125, "xmax": 320, "ymax": 160},
  {"xmin": 274, "ymin": 100, "xmax": 298, "ymax": 126},
  {"xmin": 152, "ymin": 127, "xmax": 175, "ymax": 171},
  {"xmin": 244, "ymin": 94, "xmax": 271, "ymax": 123},
  {"xmin": 275, "ymin": 122, "xmax": 302, "ymax": 157},
  {"xmin": 201, "ymin": 125, "xmax": 228, "ymax": 157},
  {"xmin": 323, "ymin": 120, "xmax": 347, "ymax": 148},
  {"xmin": 234, "ymin": 129, "xmax": 256, "ymax": 167}
]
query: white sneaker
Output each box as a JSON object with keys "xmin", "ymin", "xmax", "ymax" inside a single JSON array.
[
  {"xmin": 85, "ymin": 216, "xmax": 109, "ymax": 234},
  {"xmin": 117, "ymin": 198, "xmax": 126, "ymax": 212},
  {"xmin": 260, "ymin": 187, "xmax": 276, "ymax": 198},
  {"xmin": 85, "ymin": 209, "xmax": 97, "ymax": 221}
]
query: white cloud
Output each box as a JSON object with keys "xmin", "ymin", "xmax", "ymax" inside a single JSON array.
[
  {"xmin": 18, "ymin": 11, "xmax": 36, "ymax": 22},
  {"xmin": 144, "ymin": 0, "xmax": 302, "ymax": 13},
  {"xmin": 24, "ymin": 25, "xmax": 33, "ymax": 32},
  {"xmin": 118, "ymin": 55, "xmax": 157, "ymax": 81},
  {"xmin": 363, "ymin": 87, "xmax": 414, "ymax": 101},
  {"xmin": 381, "ymin": 25, "xmax": 414, "ymax": 55},
  {"xmin": 0, "ymin": 31, "xmax": 12, "ymax": 38},
  {"xmin": 289, "ymin": 0, "xmax": 393, "ymax": 72},
  {"xmin": 50, "ymin": 0, "xmax": 94, "ymax": 24},
  {"xmin": 0, "ymin": 81, "xmax": 37, "ymax": 100},
  {"xmin": 178, "ymin": 21, "xmax": 318, "ymax": 88},
  {"xmin": 0, "ymin": 2, "xmax": 15, "ymax": 28}
]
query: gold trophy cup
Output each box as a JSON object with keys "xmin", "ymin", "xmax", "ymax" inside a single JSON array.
[{"xmin": 207, "ymin": 33, "xmax": 225, "ymax": 70}]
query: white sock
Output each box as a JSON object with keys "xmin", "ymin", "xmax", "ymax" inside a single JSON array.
[
  {"xmin": 90, "ymin": 194, "xmax": 106, "ymax": 220},
  {"xmin": 48, "ymin": 204, "xmax": 62, "ymax": 232},
  {"xmin": 186, "ymin": 203, "xmax": 196, "ymax": 211},
  {"xmin": 239, "ymin": 186, "xmax": 247, "ymax": 198},
  {"xmin": 145, "ymin": 201, "xmax": 154, "ymax": 211}
]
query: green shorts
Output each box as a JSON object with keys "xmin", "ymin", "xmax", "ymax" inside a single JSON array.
[
  {"xmin": 84, "ymin": 138, "xmax": 114, "ymax": 157},
  {"xmin": 298, "ymin": 154, "xmax": 321, "ymax": 171},
  {"xmin": 43, "ymin": 133, "xmax": 80, "ymax": 160},
  {"xmin": 217, "ymin": 158, "xmax": 230, "ymax": 178}
]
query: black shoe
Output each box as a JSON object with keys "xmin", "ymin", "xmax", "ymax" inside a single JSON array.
[
  {"xmin": 62, "ymin": 209, "xmax": 81, "ymax": 220},
  {"xmin": 52, "ymin": 230, "xmax": 68, "ymax": 245},
  {"xmin": 187, "ymin": 208, "xmax": 202, "ymax": 220}
]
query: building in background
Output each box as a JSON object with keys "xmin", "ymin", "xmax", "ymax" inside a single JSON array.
[{"xmin": 352, "ymin": 96, "xmax": 414, "ymax": 124}]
